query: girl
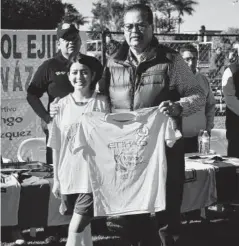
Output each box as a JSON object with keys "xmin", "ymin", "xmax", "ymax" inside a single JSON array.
[{"xmin": 47, "ymin": 53, "xmax": 109, "ymax": 246}]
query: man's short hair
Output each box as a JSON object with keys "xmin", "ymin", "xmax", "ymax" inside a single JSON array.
[
  {"xmin": 179, "ymin": 44, "xmax": 198, "ymax": 56},
  {"xmin": 124, "ymin": 4, "xmax": 153, "ymax": 25}
]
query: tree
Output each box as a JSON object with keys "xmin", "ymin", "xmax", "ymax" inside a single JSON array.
[
  {"xmin": 89, "ymin": 0, "xmax": 198, "ymax": 35},
  {"xmin": 125, "ymin": 0, "xmax": 198, "ymax": 33},
  {"xmin": 1, "ymin": 0, "xmax": 86, "ymax": 30},
  {"xmin": 62, "ymin": 3, "xmax": 88, "ymax": 29},
  {"xmin": 213, "ymin": 27, "xmax": 239, "ymax": 55},
  {"xmin": 90, "ymin": 0, "xmax": 125, "ymax": 39},
  {"xmin": 1, "ymin": 0, "xmax": 66, "ymax": 29},
  {"xmin": 172, "ymin": 0, "xmax": 198, "ymax": 33}
]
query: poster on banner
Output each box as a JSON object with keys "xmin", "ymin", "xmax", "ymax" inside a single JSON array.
[{"xmin": 1, "ymin": 30, "xmax": 88, "ymax": 160}]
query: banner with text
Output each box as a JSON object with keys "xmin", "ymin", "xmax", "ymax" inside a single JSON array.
[{"xmin": 1, "ymin": 30, "xmax": 88, "ymax": 160}]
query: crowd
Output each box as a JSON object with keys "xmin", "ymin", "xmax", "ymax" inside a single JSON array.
[{"xmin": 24, "ymin": 3, "xmax": 239, "ymax": 246}]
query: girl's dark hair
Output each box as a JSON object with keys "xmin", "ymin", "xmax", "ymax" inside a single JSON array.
[{"xmin": 67, "ymin": 52, "xmax": 103, "ymax": 91}]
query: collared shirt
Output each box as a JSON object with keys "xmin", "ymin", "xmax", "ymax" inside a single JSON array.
[
  {"xmin": 128, "ymin": 45, "xmax": 156, "ymax": 66},
  {"xmin": 182, "ymin": 73, "xmax": 215, "ymax": 137},
  {"xmin": 222, "ymin": 67, "xmax": 239, "ymax": 116}
]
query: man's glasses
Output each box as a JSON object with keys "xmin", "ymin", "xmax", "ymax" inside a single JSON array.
[{"xmin": 123, "ymin": 23, "xmax": 150, "ymax": 32}]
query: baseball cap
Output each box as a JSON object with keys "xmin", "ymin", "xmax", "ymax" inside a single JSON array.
[{"xmin": 56, "ymin": 22, "xmax": 79, "ymax": 41}]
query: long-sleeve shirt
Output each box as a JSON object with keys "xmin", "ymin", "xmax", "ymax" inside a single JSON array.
[
  {"xmin": 182, "ymin": 73, "xmax": 215, "ymax": 137},
  {"xmin": 222, "ymin": 67, "xmax": 239, "ymax": 116},
  {"xmin": 169, "ymin": 55, "xmax": 207, "ymax": 117}
]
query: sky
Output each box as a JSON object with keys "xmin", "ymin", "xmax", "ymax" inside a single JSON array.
[{"xmin": 62, "ymin": 0, "xmax": 239, "ymax": 32}]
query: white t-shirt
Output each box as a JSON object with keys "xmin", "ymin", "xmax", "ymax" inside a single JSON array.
[
  {"xmin": 47, "ymin": 92, "xmax": 109, "ymax": 194},
  {"xmin": 73, "ymin": 107, "xmax": 182, "ymax": 216}
]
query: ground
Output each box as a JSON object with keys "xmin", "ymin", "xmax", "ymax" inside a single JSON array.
[{"xmin": 2, "ymin": 210, "xmax": 239, "ymax": 246}]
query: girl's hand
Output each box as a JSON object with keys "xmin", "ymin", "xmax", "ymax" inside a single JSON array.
[{"xmin": 52, "ymin": 180, "xmax": 61, "ymax": 199}]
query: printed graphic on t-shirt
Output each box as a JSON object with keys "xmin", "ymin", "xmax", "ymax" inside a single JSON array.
[
  {"xmin": 65, "ymin": 123, "xmax": 80, "ymax": 153},
  {"xmin": 73, "ymin": 107, "xmax": 182, "ymax": 216},
  {"xmin": 109, "ymin": 125, "xmax": 149, "ymax": 179}
]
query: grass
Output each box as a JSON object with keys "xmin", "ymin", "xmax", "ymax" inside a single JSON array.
[{"xmin": 1, "ymin": 211, "xmax": 239, "ymax": 246}]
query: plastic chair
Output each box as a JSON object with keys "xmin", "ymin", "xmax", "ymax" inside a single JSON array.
[
  {"xmin": 210, "ymin": 129, "xmax": 228, "ymax": 156},
  {"xmin": 17, "ymin": 137, "xmax": 46, "ymax": 163}
]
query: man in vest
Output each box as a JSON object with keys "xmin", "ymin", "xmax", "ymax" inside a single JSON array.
[
  {"xmin": 98, "ymin": 3, "xmax": 206, "ymax": 246},
  {"xmin": 222, "ymin": 49, "xmax": 239, "ymax": 158}
]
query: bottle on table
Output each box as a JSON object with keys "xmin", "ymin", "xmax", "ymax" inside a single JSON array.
[
  {"xmin": 198, "ymin": 129, "xmax": 204, "ymax": 153},
  {"xmin": 200, "ymin": 130, "xmax": 210, "ymax": 154}
]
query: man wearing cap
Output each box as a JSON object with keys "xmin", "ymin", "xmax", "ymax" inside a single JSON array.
[
  {"xmin": 26, "ymin": 21, "xmax": 103, "ymax": 244},
  {"xmin": 27, "ymin": 22, "xmax": 81, "ymax": 166}
]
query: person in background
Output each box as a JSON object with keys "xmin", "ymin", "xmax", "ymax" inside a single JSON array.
[
  {"xmin": 228, "ymin": 48, "xmax": 239, "ymax": 65},
  {"xmin": 26, "ymin": 21, "xmax": 103, "ymax": 245},
  {"xmin": 98, "ymin": 4, "xmax": 206, "ymax": 246},
  {"xmin": 222, "ymin": 49, "xmax": 239, "ymax": 158},
  {"xmin": 104, "ymin": 29, "xmax": 121, "ymax": 57},
  {"xmin": 209, "ymin": 46, "xmax": 226, "ymax": 79},
  {"xmin": 27, "ymin": 21, "xmax": 81, "ymax": 166},
  {"xmin": 179, "ymin": 44, "xmax": 215, "ymax": 153},
  {"xmin": 48, "ymin": 53, "xmax": 108, "ymax": 246}
]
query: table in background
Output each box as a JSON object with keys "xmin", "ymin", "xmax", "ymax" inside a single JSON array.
[{"xmin": 1, "ymin": 157, "xmax": 239, "ymax": 228}]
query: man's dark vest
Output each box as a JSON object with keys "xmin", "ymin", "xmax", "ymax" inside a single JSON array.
[
  {"xmin": 225, "ymin": 63, "xmax": 239, "ymax": 139},
  {"xmin": 103, "ymin": 39, "xmax": 180, "ymax": 112}
]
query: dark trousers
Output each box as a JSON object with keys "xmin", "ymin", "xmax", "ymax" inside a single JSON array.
[
  {"xmin": 41, "ymin": 119, "xmax": 53, "ymax": 165},
  {"xmin": 183, "ymin": 136, "xmax": 198, "ymax": 154},
  {"xmin": 45, "ymin": 129, "xmax": 53, "ymax": 165},
  {"xmin": 41, "ymin": 120, "xmax": 61, "ymax": 235},
  {"xmin": 228, "ymin": 138, "xmax": 239, "ymax": 158},
  {"xmin": 157, "ymin": 138, "xmax": 185, "ymax": 246},
  {"xmin": 121, "ymin": 138, "xmax": 185, "ymax": 246}
]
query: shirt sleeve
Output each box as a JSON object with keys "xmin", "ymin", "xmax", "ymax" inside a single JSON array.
[
  {"xmin": 169, "ymin": 54, "xmax": 206, "ymax": 117},
  {"xmin": 222, "ymin": 67, "xmax": 239, "ymax": 116},
  {"xmin": 26, "ymin": 60, "xmax": 52, "ymax": 123},
  {"xmin": 47, "ymin": 117, "xmax": 61, "ymax": 151},
  {"xmin": 164, "ymin": 117, "xmax": 182, "ymax": 148},
  {"xmin": 27, "ymin": 60, "xmax": 50, "ymax": 97}
]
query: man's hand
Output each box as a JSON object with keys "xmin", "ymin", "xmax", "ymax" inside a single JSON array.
[
  {"xmin": 52, "ymin": 180, "xmax": 61, "ymax": 199},
  {"xmin": 50, "ymin": 97, "xmax": 60, "ymax": 118},
  {"xmin": 158, "ymin": 100, "xmax": 182, "ymax": 117}
]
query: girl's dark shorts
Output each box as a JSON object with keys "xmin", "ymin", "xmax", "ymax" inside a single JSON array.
[{"xmin": 60, "ymin": 193, "xmax": 93, "ymax": 217}]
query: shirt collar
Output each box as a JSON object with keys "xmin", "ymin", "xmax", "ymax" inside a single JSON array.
[{"xmin": 127, "ymin": 45, "xmax": 157, "ymax": 66}]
